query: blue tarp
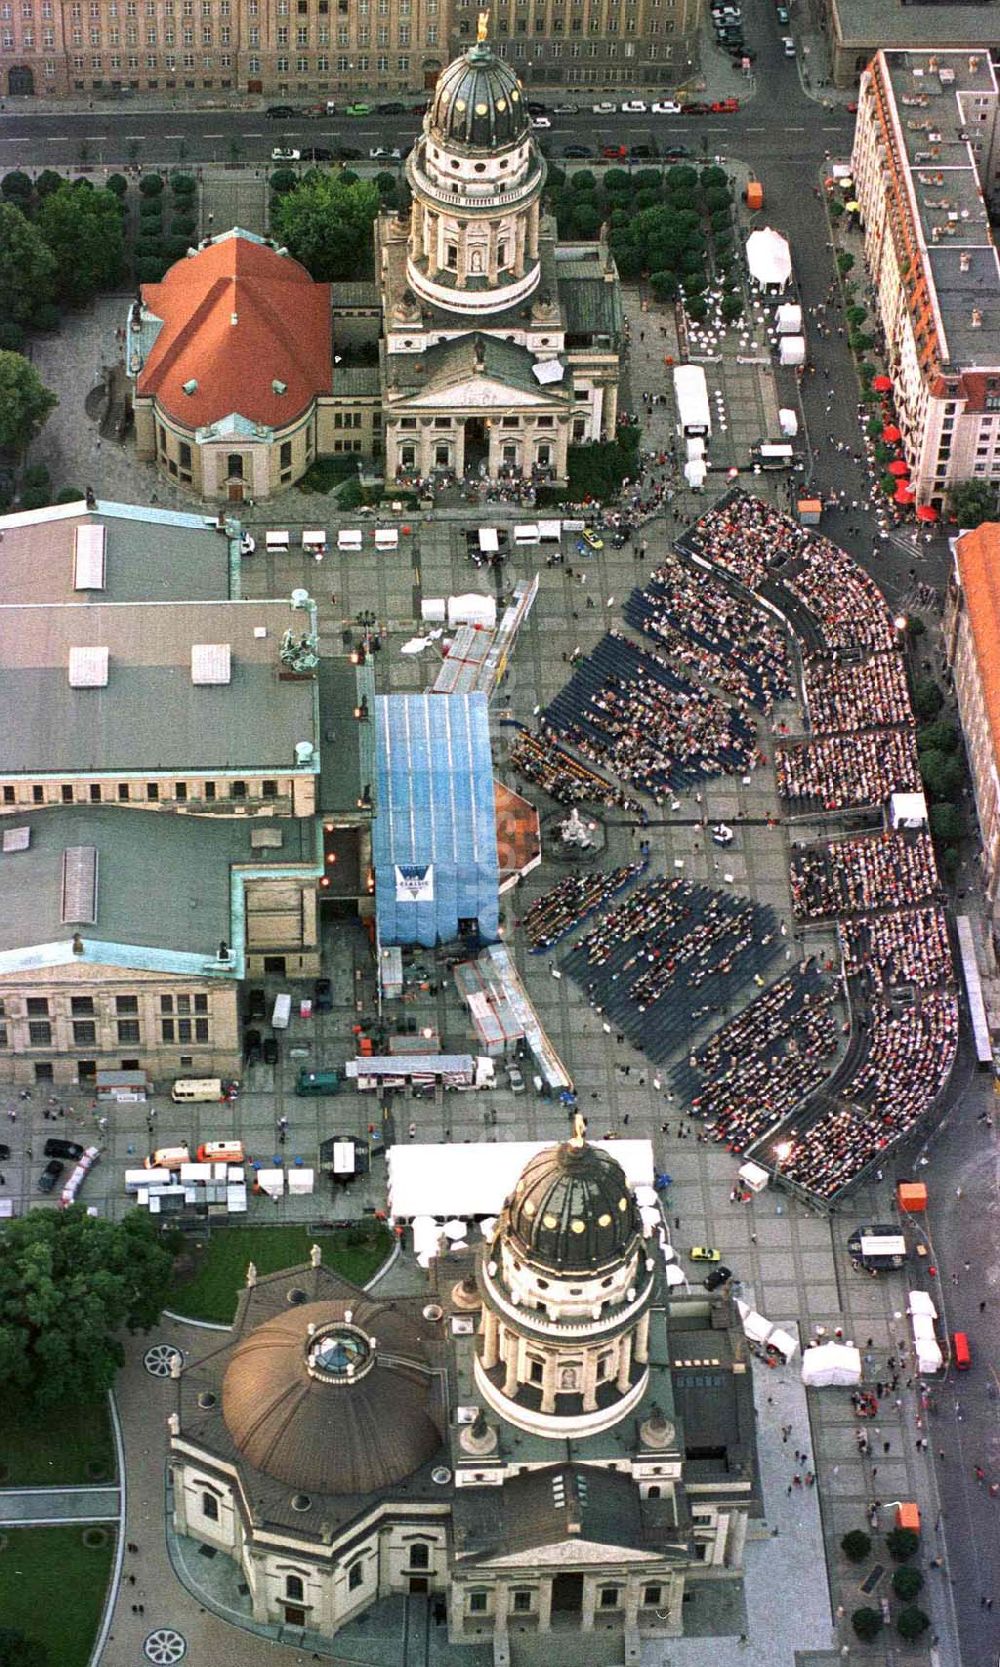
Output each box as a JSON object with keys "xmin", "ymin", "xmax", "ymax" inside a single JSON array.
[{"xmin": 373, "ymin": 693, "xmax": 500, "ymax": 947}]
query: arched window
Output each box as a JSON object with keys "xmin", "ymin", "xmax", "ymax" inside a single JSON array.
[
  {"xmin": 201, "ymin": 1490, "xmax": 219, "ymax": 1520},
  {"xmin": 286, "ymin": 1574, "xmax": 304, "ymax": 1601}
]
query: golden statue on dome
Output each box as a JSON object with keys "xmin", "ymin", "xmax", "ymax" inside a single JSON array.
[{"xmin": 477, "ymin": 7, "xmax": 490, "ymax": 41}]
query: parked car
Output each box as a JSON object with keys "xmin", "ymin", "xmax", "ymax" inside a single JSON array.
[
  {"xmin": 775, "ymin": 3, "xmax": 790, "ymax": 18},
  {"xmin": 593, "ymin": 100, "xmax": 618, "ymax": 114},
  {"xmin": 652, "ymin": 100, "xmax": 681, "ymax": 114},
  {"xmin": 376, "ymin": 100, "xmax": 406, "ymax": 114},
  {"xmin": 301, "ymin": 145, "xmax": 333, "ymax": 161},
  {"xmin": 247, "ymin": 988, "xmax": 266, "ymax": 1021},
  {"xmin": 243, "ymin": 1028, "xmax": 263, "ymax": 1066},
  {"xmin": 629, "ymin": 143, "xmax": 654, "ymax": 159},
  {"xmin": 620, "ymin": 99, "xmax": 648, "ymax": 113},
  {"xmin": 563, "ymin": 143, "xmax": 593, "ymax": 157},
  {"xmin": 313, "ymin": 977, "xmax": 334, "ymax": 1013},
  {"xmin": 38, "ymin": 1159, "xmax": 64, "ymax": 1193},
  {"xmin": 0, "ymin": 1144, "xmax": 9, "ymax": 1163},
  {"xmin": 265, "ymin": 104, "xmax": 296, "ymax": 118},
  {"xmin": 345, "ymin": 101, "xmax": 372, "ymax": 116},
  {"xmin": 262, "ymin": 1036, "xmax": 279, "ymax": 1066},
  {"xmin": 552, "ymin": 101, "xmax": 579, "ymax": 114},
  {"xmin": 530, "ymin": 115, "xmax": 551, "ymax": 129},
  {"xmin": 711, "ymin": 97, "xmax": 740, "ymax": 112},
  {"xmin": 690, "ymin": 1245, "xmax": 722, "ymax": 1262},
  {"xmin": 369, "ymin": 145, "xmax": 402, "ymax": 159},
  {"xmin": 334, "ymin": 145, "xmax": 363, "ymax": 160},
  {"xmin": 663, "ymin": 144, "xmax": 693, "ymax": 158},
  {"xmin": 579, "ymin": 525, "xmax": 604, "ymax": 551},
  {"xmin": 507, "ymin": 1064, "xmax": 526, "ymax": 1094},
  {"xmin": 271, "ymin": 146, "xmax": 301, "ymax": 162},
  {"xmin": 304, "ymin": 103, "xmax": 330, "ymax": 117},
  {"xmin": 705, "ymin": 1265, "xmax": 734, "ymax": 1291},
  {"xmin": 43, "ymin": 1138, "xmax": 85, "ymax": 1161},
  {"xmin": 681, "ymin": 101, "xmax": 711, "ymax": 114},
  {"xmin": 601, "ymin": 143, "xmax": 628, "ymax": 159},
  {"xmin": 782, "ymin": 34, "xmax": 796, "ymax": 54},
  {"xmin": 527, "ymin": 100, "xmax": 548, "ymax": 116}
]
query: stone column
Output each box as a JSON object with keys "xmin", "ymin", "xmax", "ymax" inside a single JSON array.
[
  {"xmin": 514, "ymin": 211, "xmax": 526, "ymax": 276},
  {"xmin": 603, "ymin": 379, "xmax": 619, "ymax": 437},
  {"xmin": 528, "ymin": 197, "xmax": 540, "ymax": 260},
  {"xmin": 624, "ymin": 1578, "xmax": 641, "ymax": 1629},
  {"xmin": 635, "ymin": 1308, "xmax": 650, "ymax": 1365},
  {"xmin": 616, "ymin": 1329, "xmax": 633, "ymax": 1395},
  {"xmin": 581, "ymin": 1577, "xmax": 596, "ymax": 1633},
  {"xmin": 540, "ymin": 1352, "xmax": 558, "ymax": 1414},
  {"xmin": 487, "ymin": 221, "xmax": 499, "ymax": 285},
  {"xmin": 481, "ymin": 1306, "xmax": 500, "ymax": 1371},
  {"xmin": 457, "ymin": 223, "xmax": 468, "ymax": 290},
  {"xmin": 537, "ymin": 1579, "xmax": 553, "ymax": 1633},
  {"xmin": 249, "ymin": 1554, "xmax": 270, "ymax": 1623},
  {"xmin": 581, "ymin": 1347, "xmax": 599, "ymax": 1413},
  {"xmin": 555, "ymin": 418, "xmax": 570, "ymax": 481},
  {"xmin": 503, "ymin": 1333, "xmax": 520, "ymax": 1397},
  {"xmin": 427, "ymin": 213, "xmax": 439, "ymax": 276},
  {"xmin": 419, "ymin": 423, "xmax": 432, "ymax": 476}
]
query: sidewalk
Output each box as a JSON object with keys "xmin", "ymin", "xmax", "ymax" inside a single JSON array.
[{"xmin": 0, "ymin": 1484, "xmax": 120, "ymax": 1524}]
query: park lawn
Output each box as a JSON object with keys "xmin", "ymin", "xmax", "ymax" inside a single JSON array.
[
  {"xmin": 0, "ymin": 1526, "xmax": 114, "ymax": 1667},
  {"xmin": 171, "ymin": 1222, "xmax": 393, "ymax": 1324},
  {"xmin": 0, "ymin": 1391, "xmax": 114, "ymax": 1487}
]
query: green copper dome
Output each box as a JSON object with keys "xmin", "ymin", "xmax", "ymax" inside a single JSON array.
[{"xmin": 429, "ymin": 40, "xmax": 529, "ymax": 152}]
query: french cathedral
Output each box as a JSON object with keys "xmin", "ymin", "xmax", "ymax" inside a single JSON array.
[
  {"xmin": 169, "ymin": 1130, "xmax": 759, "ymax": 1659},
  {"xmin": 130, "ymin": 24, "xmax": 624, "ymax": 499}
]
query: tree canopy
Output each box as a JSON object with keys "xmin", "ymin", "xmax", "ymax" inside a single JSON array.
[
  {"xmin": 0, "ymin": 351, "xmax": 57, "ymax": 453},
  {"xmin": 0, "ymin": 203, "xmax": 57, "ymax": 326},
  {"xmin": 269, "ymin": 171, "xmax": 381, "ymax": 281},
  {"xmin": 0, "ymin": 1208, "xmax": 173, "ymax": 1407},
  {"xmin": 949, "ymin": 477, "xmax": 998, "ymax": 529},
  {"xmin": 36, "ymin": 182, "xmax": 125, "ymax": 304}
]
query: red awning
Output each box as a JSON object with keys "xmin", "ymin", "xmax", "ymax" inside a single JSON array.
[
  {"xmin": 872, "ymin": 375, "xmax": 893, "ymax": 392},
  {"xmin": 894, "ymin": 486, "xmax": 916, "ymax": 505},
  {"xmin": 888, "ymin": 459, "xmax": 910, "ymax": 476},
  {"xmin": 916, "ymin": 504, "xmax": 939, "ymax": 523},
  {"xmin": 882, "ymin": 424, "xmax": 902, "ymax": 442}
]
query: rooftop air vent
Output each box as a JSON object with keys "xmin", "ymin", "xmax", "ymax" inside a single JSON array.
[
  {"xmin": 272, "ymin": 378, "xmax": 287, "ymax": 395},
  {"xmin": 74, "ymin": 523, "xmax": 106, "ymax": 590},
  {"xmin": 191, "ymin": 643, "xmax": 232, "ymax": 685},
  {"xmin": 61, "ymin": 844, "xmax": 98, "ymax": 924},
  {"xmin": 1, "ymin": 826, "xmax": 30, "ymax": 853},
  {"xmin": 182, "ymin": 377, "xmax": 198, "ymax": 394},
  {"xmin": 68, "ymin": 645, "xmax": 109, "ymax": 688}
]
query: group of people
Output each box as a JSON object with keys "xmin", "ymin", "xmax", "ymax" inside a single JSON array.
[
  {"xmin": 562, "ymin": 875, "xmax": 783, "ymax": 1066},
  {"xmin": 679, "ymin": 966, "xmax": 841, "ymax": 1153},
  {"xmin": 839, "ymin": 905, "xmax": 953, "ymax": 994},
  {"xmin": 522, "ymin": 863, "xmax": 646, "ymax": 953},
  {"xmin": 784, "ymin": 536, "xmax": 896, "ymax": 655},
  {"xmin": 679, "ymin": 489, "xmax": 810, "ymax": 591},
  {"xmin": 508, "ymin": 729, "xmax": 640, "ymax": 812},
  {"xmin": 779, "ymin": 993, "xmax": 959, "ymax": 1198},
  {"xmin": 623, "ymin": 555, "xmax": 792, "ymax": 714},
  {"xmin": 775, "ymin": 729, "xmax": 921, "ymax": 812},
  {"xmin": 542, "ymin": 629, "xmax": 757, "ymax": 800},
  {"xmin": 789, "ymin": 831, "xmax": 940, "ymax": 921},
  {"xmin": 803, "ymin": 650, "xmax": 912, "ymax": 734}
]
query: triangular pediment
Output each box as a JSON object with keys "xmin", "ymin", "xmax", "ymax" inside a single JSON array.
[
  {"xmin": 396, "ymin": 374, "xmax": 562, "ymax": 410},
  {"xmin": 471, "ymin": 1540, "xmax": 663, "ymax": 1569}
]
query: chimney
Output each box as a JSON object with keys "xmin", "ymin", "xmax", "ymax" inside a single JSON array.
[
  {"xmin": 960, "ymin": 251, "xmax": 971, "ymax": 271},
  {"xmin": 971, "ymin": 307, "xmax": 983, "ymax": 327}
]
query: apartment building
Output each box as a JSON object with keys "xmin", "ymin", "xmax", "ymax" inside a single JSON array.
[
  {"xmin": 851, "ymin": 49, "xmax": 1000, "ymax": 508},
  {"xmin": 944, "ymin": 521, "xmax": 1000, "ymax": 922},
  {"xmin": 825, "ymin": 0, "xmax": 1000, "ymax": 92},
  {"xmin": 1, "ymin": 0, "xmax": 695, "ymax": 99},
  {"xmin": 0, "ymin": 498, "xmax": 332, "ymax": 1086}
]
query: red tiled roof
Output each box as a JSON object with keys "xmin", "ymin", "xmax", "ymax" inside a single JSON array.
[
  {"xmin": 956, "ymin": 522, "xmax": 1000, "ymax": 759},
  {"xmin": 137, "ymin": 234, "xmax": 332, "ymax": 429}
]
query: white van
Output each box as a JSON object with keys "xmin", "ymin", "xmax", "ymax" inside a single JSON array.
[
  {"xmin": 146, "ymin": 1145, "xmax": 191, "ymax": 1170},
  {"xmin": 171, "ymin": 1078, "xmax": 226, "ymax": 1103},
  {"xmin": 272, "ymin": 992, "xmax": 292, "ymax": 1029},
  {"xmin": 196, "ymin": 1140, "xmax": 246, "ymax": 1164}
]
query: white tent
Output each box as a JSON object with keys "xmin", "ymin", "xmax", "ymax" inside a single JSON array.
[
  {"xmin": 738, "ymin": 1304, "xmax": 774, "ymax": 1346},
  {"xmin": 916, "ymin": 1339, "xmax": 944, "ymax": 1374},
  {"xmin": 775, "ymin": 302, "xmax": 802, "ymax": 335},
  {"xmin": 664, "ymin": 1262, "xmax": 687, "ymax": 1287},
  {"xmin": 908, "ymin": 1289, "xmax": 938, "ymax": 1319},
  {"xmin": 684, "ymin": 458, "xmax": 707, "ymax": 491},
  {"xmin": 891, "ymin": 791, "xmax": 928, "ymax": 831},
  {"xmin": 255, "ymin": 1167, "xmax": 285, "ymax": 1198},
  {"xmin": 448, "ymin": 593, "xmax": 497, "ymax": 629},
  {"xmin": 800, "ymin": 1341, "xmax": 861, "ymax": 1387},
  {"xmin": 746, "ymin": 227, "xmax": 792, "ymax": 291},
  {"xmin": 768, "ymin": 1327, "xmax": 798, "ymax": 1363},
  {"xmin": 737, "ymin": 1160, "xmax": 769, "ymax": 1194},
  {"xmin": 778, "ymin": 407, "xmax": 799, "ymax": 437},
  {"xmin": 779, "ymin": 335, "xmax": 806, "ymax": 367},
  {"xmin": 388, "ymin": 1139, "xmax": 654, "ymax": 1222}
]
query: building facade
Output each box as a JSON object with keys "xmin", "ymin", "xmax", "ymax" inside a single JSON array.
[
  {"xmin": 0, "ymin": 0, "xmax": 696, "ymax": 100},
  {"xmin": 944, "ymin": 521, "xmax": 1000, "ymax": 921},
  {"xmin": 825, "ymin": 0, "xmax": 1000, "ymax": 92},
  {"xmin": 851, "ymin": 49, "xmax": 1000, "ymax": 509},
  {"xmin": 170, "ymin": 1132, "xmax": 758, "ymax": 1655}
]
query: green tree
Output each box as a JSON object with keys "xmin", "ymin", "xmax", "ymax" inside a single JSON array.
[
  {"xmin": 840, "ymin": 1529, "xmax": 872, "ymax": 1563},
  {"xmin": 949, "ymin": 477, "xmax": 998, "ymax": 528},
  {"xmin": 892, "ymin": 1565, "xmax": 924, "ymax": 1600},
  {"xmin": 0, "ymin": 1628, "xmax": 49, "ymax": 1667},
  {"xmin": 0, "ymin": 1208, "xmax": 172, "ymax": 1407},
  {"xmin": 36, "ymin": 183, "xmax": 124, "ymax": 304},
  {"xmin": 851, "ymin": 1607, "xmax": 883, "ymax": 1642},
  {"xmin": 918, "ymin": 748, "xmax": 963, "ymax": 800},
  {"xmin": 270, "ymin": 171, "xmax": 380, "ymax": 281},
  {"xmin": 34, "ymin": 169, "xmax": 64, "ymax": 198},
  {"xmin": 1, "ymin": 170, "xmax": 34, "ymax": 204},
  {"xmin": 721, "ymin": 293, "xmax": 744, "ymax": 322},
  {"xmin": 0, "ymin": 351, "xmax": 57, "ymax": 453},
  {"xmin": 138, "ymin": 172, "xmax": 165, "ymax": 196},
  {"xmin": 918, "ymin": 719, "xmax": 959, "ymax": 755},
  {"xmin": 896, "ymin": 1607, "xmax": 929, "ymax": 1640},
  {"xmin": 929, "ymin": 802, "xmax": 962, "ymax": 841},
  {"xmin": 885, "ymin": 1526, "xmax": 920, "ymax": 1562},
  {"xmin": 0, "ymin": 202, "xmax": 57, "ymax": 326},
  {"xmin": 912, "ymin": 677, "xmax": 943, "ymax": 721}
]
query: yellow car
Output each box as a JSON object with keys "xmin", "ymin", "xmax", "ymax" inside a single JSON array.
[
  {"xmin": 579, "ymin": 526, "xmax": 604, "ymax": 551},
  {"xmin": 689, "ymin": 1246, "xmax": 722, "ymax": 1263}
]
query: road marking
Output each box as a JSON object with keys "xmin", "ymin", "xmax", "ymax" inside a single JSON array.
[
  {"xmin": 124, "ymin": 134, "xmax": 145, "ymax": 140},
  {"xmin": 203, "ymin": 132, "xmax": 224, "ymax": 138},
  {"xmin": 45, "ymin": 135, "xmax": 69, "ymax": 142},
  {"xmin": 84, "ymin": 134, "xmax": 108, "ymax": 140},
  {"xmin": 785, "ymin": 125, "xmax": 806, "ymax": 131},
  {"xmin": 164, "ymin": 132, "xmax": 184, "ymax": 138},
  {"xmin": 241, "ymin": 131, "xmax": 263, "ymax": 137},
  {"xmin": 745, "ymin": 125, "xmax": 766, "ymax": 130}
]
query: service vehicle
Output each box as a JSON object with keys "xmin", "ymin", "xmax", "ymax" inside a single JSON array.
[
  {"xmin": 196, "ymin": 1140, "xmax": 246, "ymax": 1164},
  {"xmin": 847, "ymin": 1225, "xmax": 907, "ymax": 1271},
  {"xmin": 146, "ymin": 1146, "xmax": 191, "ymax": 1170},
  {"xmin": 38, "ymin": 1159, "xmax": 64, "ymax": 1193},
  {"xmin": 705, "ymin": 1264, "xmax": 734, "ymax": 1291},
  {"xmin": 530, "ymin": 116, "xmax": 551, "ymax": 129},
  {"xmin": 271, "ymin": 992, "xmax": 292, "ymax": 1030},
  {"xmin": 563, "ymin": 143, "xmax": 593, "ymax": 157},
  {"xmin": 593, "ymin": 100, "xmax": 618, "ymax": 114},
  {"xmin": 620, "ymin": 99, "xmax": 648, "ymax": 113},
  {"xmin": 712, "ymin": 97, "xmax": 740, "ymax": 112},
  {"xmin": 171, "ymin": 1077, "xmax": 238, "ymax": 1103},
  {"xmin": 601, "ymin": 144, "xmax": 628, "ymax": 159},
  {"xmin": 43, "ymin": 1138, "xmax": 85, "ymax": 1161},
  {"xmin": 271, "ymin": 146, "xmax": 301, "ymax": 162},
  {"xmin": 265, "ymin": 104, "xmax": 295, "ymax": 118},
  {"xmin": 295, "ymin": 1068, "xmax": 342, "ymax": 1096},
  {"xmin": 953, "ymin": 1331, "xmax": 971, "ymax": 1370},
  {"xmin": 552, "ymin": 102, "xmax": 579, "ymax": 114},
  {"xmin": 782, "ymin": 35, "xmax": 795, "ymax": 53},
  {"xmin": 690, "ymin": 1245, "xmax": 722, "ymax": 1262},
  {"xmin": 507, "ymin": 1064, "xmax": 526, "ymax": 1094},
  {"xmin": 369, "ymin": 145, "xmax": 402, "ymax": 160},
  {"xmin": 652, "ymin": 100, "xmax": 681, "ymax": 114}
]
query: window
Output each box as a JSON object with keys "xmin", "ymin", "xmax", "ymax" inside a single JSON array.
[
  {"xmin": 599, "ymin": 1589, "xmax": 619, "ymax": 1610},
  {"xmin": 33, "ymin": 785, "xmax": 45, "ymax": 804},
  {"xmin": 280, "ymin": 440, "xmax": 292, "ymax": 469},
  {"xmin": 348, "ymin": 1561, "xmax": 364, "ymax": 1591},
  {"xmin": 178, "ymin": 1019, "xmax": 192, "ymax": 1043},
  {"xmin": 74, "ymin": 1021, "xmax": 97, "ymax": 1046},
  {"xmin": 147, "ymin": 782, "xmax": 159, "ymax": 801},
  {"xmin": 89, "ymin": 783, "xmax": 102, "ymax": 803},
  {"xmin": 202, "ymin": 1491, "xmax": 219, "ymax": 1520},
  {"xmin": 27, "ymin": 998, "xmax": 49, "ymax": 1017},
  {"xmin": 195, "ymin": 1018, "xmax": 209, "ymax": 1042},
  {"xmin": 204, "ymin": 781, "xmax": 216, "ymax": 800},
  {"xmin": 262, "ymin": 780, "xmax": 278, "ymax": 799},
  {"xmin": 2, "ymin": 786, "xmax": 13, "ymax": 804},
  {"xmin": 118, "ymin": 1019, "xmax": 140, "ymax": 1043},
  {"xmin": 468, "ymin": 1592, "xmax": 488, "ymax": 1614},
  {"xmin": 177, "ymin": 995, "xmax": 191, "ymax": 1015},
  {"xmin": 116, "ymin": 995, "xmax": 139, "ymax": 1015},
  {"xmin": 29, "ymin": 1021, "xmax": 52, "ymax": 1046},
  {"xmin": 643, "ymin": 1585, "xmax": 662, "ymax": 1607},
  {"xmin": 118, "ymin": 782, "xmax": 130, "ymax": 801},
  {"xmin": 72, "ymin": 997, "xmax": 95, "ymax": 1016},
  {"xmin": 162, "ymin": 1019, "xmax": 175, "ymax": 1042},
  {"xmin": 231, "ymin": 780, "xmax": 247, "ymax": 799},
  {"xmin": 285, "ymin": 1574, "xmax": 304, "ymax": 1601},
  {"xmin": 175, "ymin": 782, "xmax": 187, "ymax": 801},
  {"xmin": 227, "ymin": 453, "xmax": 243, "ymax": 480},
  {"xmin": 62, "ymin": 784, "xmax": 75, "ymax": 804},
  {"xmin": 409, "ymin": 1543, "xmax": 430, "ymax": 1570},
  {"xmin": 512, "ymin": 1590, "xmax": 532, "ymax": 1613}
]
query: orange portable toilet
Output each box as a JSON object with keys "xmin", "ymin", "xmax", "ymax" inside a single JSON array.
[
  {"xmin": 745, "ymin": 178, "xmax": 764, "ymax": 211},
  {"xmin": 897, "ymin": 1181, "xmax": 928, "ymax": 1213},
  {"xmin": 895, "ymin": 1502, "xmax": 920, "ymax": 1534}
]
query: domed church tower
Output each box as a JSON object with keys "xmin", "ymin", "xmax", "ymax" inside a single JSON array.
[
  {"xmin": 404, "ymin": 12, "xmax": 544, "ymax": 317},
  {"xmin": 474, "ymin": 1117, "xmax": 656, "ymax": 1437}
]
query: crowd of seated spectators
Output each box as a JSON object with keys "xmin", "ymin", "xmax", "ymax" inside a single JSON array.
[
  {"xmin": 521, "ymin": 863, "xmax": 646, "ymax": 953},
  {"xmin": 803, "ymin": 650, "xmax": 912, "ymax": 734},
  {"xmin": 790, "ymin": 832, "xmax": 940, "ymax": 920},
  {"xmin": 509, "ymin": 730, "xmax": 640, "ymax": 812},
  {"xmin": 776, "ymin": 730, "xmax": 921, "ymax": 812},
  {"xmin": 839, "ymin": 905, "xmax": 952, "ymax": 993}
]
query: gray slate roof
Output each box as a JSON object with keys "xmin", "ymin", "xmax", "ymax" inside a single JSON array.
[
  {"xmin": 386, "ymin": 332, "xmax": 570, "ymax": 402},
  {"xmin": 0, "ymin": 505, "xmax": 231, "ymax": 607}
]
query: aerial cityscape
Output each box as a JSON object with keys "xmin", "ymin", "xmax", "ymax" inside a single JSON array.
[{"xmin": 0, "ymin": 5, "xmax": 999, "ymax": 1667}]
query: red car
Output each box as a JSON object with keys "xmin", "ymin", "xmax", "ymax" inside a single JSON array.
[
  {"xmin": 601, "ymin": 143, "xmax": 628, "ymax": 159},
  {"xmin": 681, "ymin": 101, "xmax": 711, "ymax": 115},
  {"xmin": 711, "ymin": 97, "xmax": 740, "ymax": 113}
]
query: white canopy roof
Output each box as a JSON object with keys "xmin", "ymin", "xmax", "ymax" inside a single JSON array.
[
  {"xmin": 779, "ymin": 335, "xmax": 806, "ymax": 366},
  {"xmin": 775, "ymin": 302, "xmax": 802, "ymax": 334},
  {"xmin": 387, "ymin": 1139, "xmax": 654, "ymax": 1222},
  {"xmin": 778, "ymin": 407, "xmax": 799, "ymax": 436},
  {"xmin": 768, "ymin": 1327, "xmax": 798, "ymax": 1362},
  {"xmin": 908, "ymin": 1289, "xmax": 938, "ymax": 1319},
  {"xmin": 800, "ymin": 1341, "xmax": 861, "ymax": 1387},
  {"xmin": 746, "ymin": 226, "xmax": 792, "ymax": 288}
]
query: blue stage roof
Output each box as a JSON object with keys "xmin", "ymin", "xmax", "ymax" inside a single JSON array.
[{"xmin": 373, "ymin": 693, "xmax": 500, "ymax": 947}]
